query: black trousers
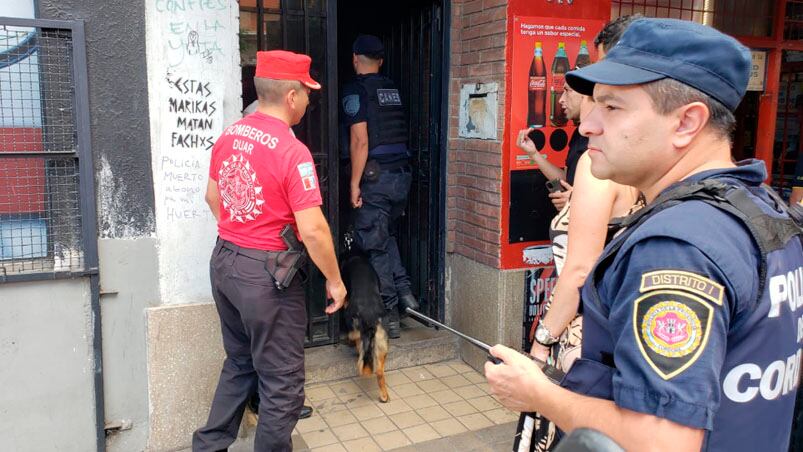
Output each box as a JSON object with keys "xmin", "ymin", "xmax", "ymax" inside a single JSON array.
[
  {"xmin": 351, "ymin": 167, "xmax": 413, "ymax": 311},
  {"xmin": 193, "ymin": 239, "xmax": 306, "ymax": 452}
]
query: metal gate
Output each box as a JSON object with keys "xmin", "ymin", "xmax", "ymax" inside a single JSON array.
[
  {"xmin": 239, "ymin": 0, "xmax": 447, "ymax": 346},
  {"xmin": 0, "ymin": 16, "xmax": 103, "ymax": 451},
  {"xmin": 240, "ymin": 0, "xmax": 339, "ymax": 346},
  {"xmin": 379, "ymin": 1, "xmax": 447, "ymax": 321}
]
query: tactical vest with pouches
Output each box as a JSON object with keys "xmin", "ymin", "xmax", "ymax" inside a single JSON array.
[{"xmin": 561, "ymin": 178, "xmax": 803, "ymax": 398}]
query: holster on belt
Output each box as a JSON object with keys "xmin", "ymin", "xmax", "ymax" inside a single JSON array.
[
  {"xmin": 362, "ymin": 159, "xmax": 381, "ymax": 182},
  {"xmin": 266, "ymin": 224, "xmax": 309, "ymax": 291}
]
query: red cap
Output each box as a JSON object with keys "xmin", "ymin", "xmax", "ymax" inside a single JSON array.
[{"xmin": 255, "ymin": 50, "xmax": 321, "ymax": 90}]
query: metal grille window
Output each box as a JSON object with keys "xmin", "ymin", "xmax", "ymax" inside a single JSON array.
[
  {"xmin": 785, "ymin": 0, "xmax": 803, "ymax": 40},
  {"xmin": 612, "ymin": 0, "xmax": 775, "ymax": 38},
  {"xmin": 0, "ymin": 18, "xmax": 96, "ymax": 282}
]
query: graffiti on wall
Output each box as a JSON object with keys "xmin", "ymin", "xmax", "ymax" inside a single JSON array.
[{"xmin": 147, "ymin": 0, "xmax": 238, "ymax": 303}]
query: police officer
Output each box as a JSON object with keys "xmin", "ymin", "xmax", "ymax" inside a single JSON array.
[
  {"xmin": 194, "ymin": 50, "xmax": 346, "ymax": 452},
  {"xmin": 485, "ymin": 18, "xmax": 803, "ymax": 451},
  {"xmin": 340, "ymin": 34, "xmax": 418, "ymax": 338}
]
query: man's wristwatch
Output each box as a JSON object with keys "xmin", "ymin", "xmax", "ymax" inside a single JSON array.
[{"xmin": 534, "ymin": 323, "xmax": 560, "ymax": 346}]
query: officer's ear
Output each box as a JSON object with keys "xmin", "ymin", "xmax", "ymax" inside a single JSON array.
[{"xmin": 671, "ymin": 101, "xmax": 709, "ymax": 149}]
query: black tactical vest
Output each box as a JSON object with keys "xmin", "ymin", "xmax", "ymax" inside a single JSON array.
[{"xmin": 358, "ymin": 75, "xmax": 408, "ymax": 154}]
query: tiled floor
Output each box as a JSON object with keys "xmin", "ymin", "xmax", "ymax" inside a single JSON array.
[{"xmin": 288, "ymin": 360, "xmax": 519, "ymax": 451}]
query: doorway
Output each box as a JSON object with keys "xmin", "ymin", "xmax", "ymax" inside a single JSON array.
[
  {"xmin": 238, "ymin": 0, "xmax": 448, "ymax": 346},
  {"xmin": 337, "ymin": 0, "xmax": 448, "ymax": 324}
]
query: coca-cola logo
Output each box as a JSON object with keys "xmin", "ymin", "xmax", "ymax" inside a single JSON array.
[
  {"xmin": 529, "ymin": 76, "xmax": 546, "ymax": 90},
  {"xmin": 551, "ymin": 75, "xmax": 565, "ymax": 92}
]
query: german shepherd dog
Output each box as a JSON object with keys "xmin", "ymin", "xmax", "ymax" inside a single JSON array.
[
  {"xmin": 243, "ymin": 250, "xmax": 390, "ymax": 432},
  {"xmin": 341, "ymin": 249, "xmax": 390, "ymax": 403}
]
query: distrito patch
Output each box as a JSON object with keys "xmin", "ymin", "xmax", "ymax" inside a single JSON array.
[
  {"xmin": 297, "ymin": 162, "xmax": 317, "ymax": 191},
  {"xmin": 343, "ymin": 94, "xmax": 360, "ymax": 117},
  {"xmin": 640, "ymin": 269, "xmax": 724, "ymax": 306},
  {"xmin": 633, "ymin": 289, "xmax": 714, "ymax": 380}
]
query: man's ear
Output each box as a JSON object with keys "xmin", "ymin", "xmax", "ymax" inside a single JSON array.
[
  {"xmin": 672, "ymin": 101, "xmax": 709, "ymax": 148},
  {"xmin": 287, "ymin": 87, "xmax": 298, "ymax": 109}
]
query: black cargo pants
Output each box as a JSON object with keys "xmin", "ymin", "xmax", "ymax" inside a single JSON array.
[
  {"xmin": 192, "ymin": 239, "xmax": 306, "ymax": 452},
  {"xmin": 352, "ymin": 166, "xmax": 413, "ymax": 311}
]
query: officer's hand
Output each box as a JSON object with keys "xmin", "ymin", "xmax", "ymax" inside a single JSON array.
[
  {"xmin": 548, "ymin": 181, "xmax": 572, "ymax": 210},
  {"xmin": 516, "ymin": 127, "xmax": 537, "ymax": 156},
  {"xmin": 351, "ymin": 185, "xmax": 363, "ymax": 209},
  {"xmin": 484, "ymin": 344, "xmax": 551, "ymax": 413},
  {"xmin": 325, "ymin": 279, "xmax": 347, "ymax": 314}
]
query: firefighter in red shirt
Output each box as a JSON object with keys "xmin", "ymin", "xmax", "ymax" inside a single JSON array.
[{"xmin": 193, "ymin": 50, "xmax": 346, "ymax": 452}]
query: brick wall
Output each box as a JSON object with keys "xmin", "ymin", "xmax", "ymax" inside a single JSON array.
[{"xmin": 447, "ymin": 0, "xmax": 507, "ymax": 268}]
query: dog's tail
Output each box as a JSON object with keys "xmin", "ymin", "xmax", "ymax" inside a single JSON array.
[{"xmin": 359, "ymin": 321, "xmax": 377, "ymax": 375}]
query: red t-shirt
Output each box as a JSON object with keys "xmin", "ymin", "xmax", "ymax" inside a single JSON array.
[{"xmin": 209, "ymin": 112, "xmax": 322, "ymax": 250}]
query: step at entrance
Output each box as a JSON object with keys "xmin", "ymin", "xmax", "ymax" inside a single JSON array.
[{"xmin": 305, "ymin": 318, "xmax": 459, "ymax": 385}]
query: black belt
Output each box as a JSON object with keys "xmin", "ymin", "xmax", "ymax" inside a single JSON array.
[
  {"xmin": 217, "ymin": 237, "xmax": 308, "ymax": 289},
  {"xmin": 217, "ymin": 238, "xmax": 283, "ymax": 261}
]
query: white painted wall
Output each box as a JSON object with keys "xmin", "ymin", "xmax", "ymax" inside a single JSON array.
[
  {"xmin": 0, "ymin": 279, "xmax": 97, "ymax": 452},
  {"xmin": 145, "ymin": 0, "xmax": 241, "ymax": 305}
]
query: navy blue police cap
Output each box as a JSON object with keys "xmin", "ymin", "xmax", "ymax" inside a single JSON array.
[
  {"xmin": 566, "ymin": 18, "xmax": 750, "ymax": 111},
  {"xmin": 352, "ymin": 34, "xmax": 384, "ymax": 58}
]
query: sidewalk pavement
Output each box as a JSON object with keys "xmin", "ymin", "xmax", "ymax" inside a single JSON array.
[{"xmin": 222, "ymin": 360, "xmax": 519, "ymax": 451}]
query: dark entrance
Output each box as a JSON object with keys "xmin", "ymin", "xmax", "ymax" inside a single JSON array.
[
  {"xmin": 238, "ymin": 0, "xmax": 448, "ymax": 346},
  {"xmin": 337, "ymin": 0, "xmax": 448, "ymax": 324}
]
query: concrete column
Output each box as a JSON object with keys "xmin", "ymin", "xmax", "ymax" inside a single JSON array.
[{"xmin": 447, "ymin": 253, "xmax": 525, "ymax": 371}]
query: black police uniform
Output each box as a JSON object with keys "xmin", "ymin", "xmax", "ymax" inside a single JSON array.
[{"xmin": 340, "ymin": 73, "xmax": 413, "ymax": 314}]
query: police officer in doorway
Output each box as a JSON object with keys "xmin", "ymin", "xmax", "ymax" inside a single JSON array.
[
  {"xmin": 194, "ymin": 50, "xmax": 346, "ymax": 452},
  {"xmin": 340, "ymin": 34, "xmax": 419, "ymax": 338},
  {"xmin": 485, "ymin": 19, "xmax": 803, "ymax": 451}
]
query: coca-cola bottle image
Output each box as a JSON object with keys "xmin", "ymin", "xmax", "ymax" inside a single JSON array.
[
  {"xmin": 527, "ymin": 42, "xmax": 547, "ymax": 128},
  {"xmin": 575, "ymin": 39, "xmax": 591, "ymax": 69},
  {"xmin": 550, "ymin": 42, "xmax": 570, "ymax": 127}
]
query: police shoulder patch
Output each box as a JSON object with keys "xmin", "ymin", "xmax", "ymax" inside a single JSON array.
[
  {"xmin": 633, "ymin": 289, "xmax": 714, "ymax": 380},
  {"xmin": 639, "ymin": 269, "xmax": 724, "ymax": 306},
  {"xmin": 342, "ymin": 94, "xmax": 360, "ymax": 117}
]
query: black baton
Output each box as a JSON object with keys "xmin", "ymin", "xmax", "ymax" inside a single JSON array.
[{"xmin": 405, "ymin": 308, "xmax": 565, "ymax": 384}]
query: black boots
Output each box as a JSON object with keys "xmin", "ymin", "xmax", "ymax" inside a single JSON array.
[
  {"xmin": 386, "ymin": 309, "xmax": 401, "ymax": 339},
  {"xmin": 385, "ymin": 294, "xmax": 418, "ymax": 339}
]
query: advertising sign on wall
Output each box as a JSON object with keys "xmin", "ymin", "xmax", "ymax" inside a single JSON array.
[
  {"xmin": 522, "ymin": 266, "xmax": 557, "ymax": 351},
  {"xmin": 502, "ymin": 16, "xmax": 604, "ymax": 270},
  {"xmin": 510, "ymin": 16, "xmax": 603, "ymax": 170}
]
